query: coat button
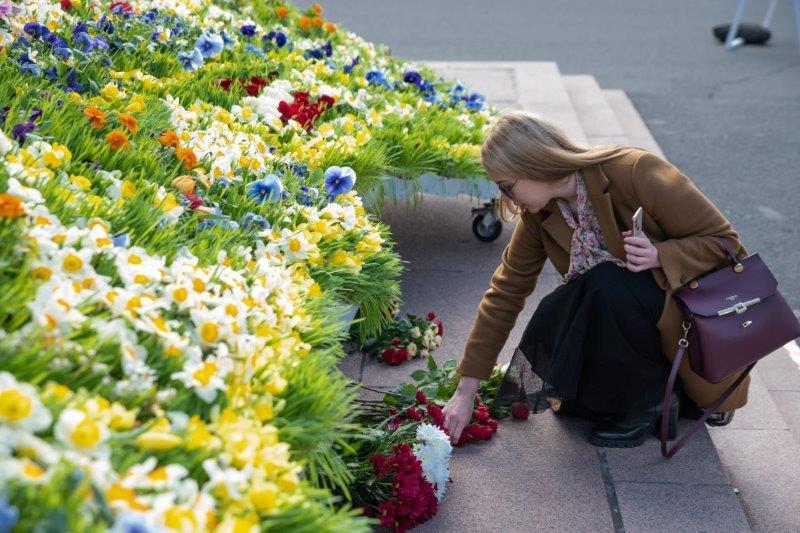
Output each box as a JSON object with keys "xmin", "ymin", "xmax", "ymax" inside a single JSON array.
[{"xmin": 689, "ymin": 280, "xmax": 699, "ymax": 289}]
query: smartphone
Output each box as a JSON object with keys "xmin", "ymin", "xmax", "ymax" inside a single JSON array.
[{"xmin": 631, "ymin": 206, "xmax": 643, "ymax": 237}]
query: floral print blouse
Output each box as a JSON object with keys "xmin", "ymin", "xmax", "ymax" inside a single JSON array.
[{"xmin": 555, "ymin": 169, "xmax": 626, "ymax": 284}]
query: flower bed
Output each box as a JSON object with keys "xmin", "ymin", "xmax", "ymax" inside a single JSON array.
[{"xmin": 0, "ymin": 0, "xmax": 496, "ymax": 530}]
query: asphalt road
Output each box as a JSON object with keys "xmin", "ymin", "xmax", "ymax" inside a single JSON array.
[{"xmin": 296, "ymin": 0, "xmax": 800, "ymax": 313}]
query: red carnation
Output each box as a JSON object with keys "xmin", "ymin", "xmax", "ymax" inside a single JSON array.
[
  {"xmin": 511, "ymin": 400, "xmax": 530, "ymax": 420},
  {"xmin": 415, "ymin": 390, "xmax": 427, "ymax": 405},
  {"xmin": 406, "ymin": 406, "xmax": 423, "ymax": 421},
  {"xmin": 426, "ymin": 402, "xmax": 447, "ymax": 432},
  {"xmin": 391, "ymin": 338, "xmax": 402, "ymax": 346},
  {"xmin": 465, "ymin": 423, "xmax": 494, "ymax": 441}
]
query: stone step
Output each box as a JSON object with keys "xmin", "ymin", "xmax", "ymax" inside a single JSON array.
[
  {"xmin": 562, "ymin": 74, "xmax": 627, "ymax": 146},
  {"xmin": 602, "ymin": 89, "xmax": 665, "ymax": 158},
  {"xmin": 421, "ymin": 61, "xmax": 587, "ymax": 144}
]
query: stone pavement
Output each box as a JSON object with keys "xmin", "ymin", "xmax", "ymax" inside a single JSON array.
[{"xmin": 338, "ymin": 62, "xmax": 800, "ymax": 531}]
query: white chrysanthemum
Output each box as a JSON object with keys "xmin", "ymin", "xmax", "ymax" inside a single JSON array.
[
  {"xmin": 0, "ymin": 372, "xmax": 52, "ymax": 433},
  {"xmin": 413, "ymin": 423, "xmax": 452, "ymax": 502}
]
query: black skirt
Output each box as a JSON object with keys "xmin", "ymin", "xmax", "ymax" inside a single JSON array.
[{"xmin": 491, "ymin": 261, "xmax": 671, "ymax": 416}]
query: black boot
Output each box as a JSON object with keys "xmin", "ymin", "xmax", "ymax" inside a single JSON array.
[{"xmin": 588, "ymin": 389, "xmax": 680, "ymax": 448}]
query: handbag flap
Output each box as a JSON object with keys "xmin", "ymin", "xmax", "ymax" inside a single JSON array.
[{"xmin": 672, "ymin": 253, "xmax": 777, "ymax": 317}]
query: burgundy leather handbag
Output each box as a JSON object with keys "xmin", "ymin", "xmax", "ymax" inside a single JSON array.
[{"xmin": 660, "ymin": 236, "xmax": 800, "ymax": 458}]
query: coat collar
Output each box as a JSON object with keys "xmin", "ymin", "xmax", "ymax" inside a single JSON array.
[{"xmin": 537, "ymin": 162, "xmax": 626, "ymax": 262}]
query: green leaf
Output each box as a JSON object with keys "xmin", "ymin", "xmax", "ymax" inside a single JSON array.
[
  {"xmin": 427, "ymin": 355, "xmax": 437, "ymax": 371},
  {"xmin": 409, "ymin": 369, "xmax": 427, "ymax": 381}
]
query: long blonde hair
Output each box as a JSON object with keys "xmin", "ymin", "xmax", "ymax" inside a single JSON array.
[{"xmin": 481, "ymin": 111, "xmax": 640, "ymax": 222}]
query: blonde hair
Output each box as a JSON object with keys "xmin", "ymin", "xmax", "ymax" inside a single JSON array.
[{"xmin": 481, "ymin": 111, "xmax": 640, "ymax": 222}]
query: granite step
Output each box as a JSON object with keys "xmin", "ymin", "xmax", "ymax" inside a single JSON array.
[
  {"xmin": 602, "ymin": 89, "xmax": 665, "ymax": 158},
  {"xmin": 562, "ymin": 74, "xmax": 627, "ymax": 146},
  {"xmin": 421, "ymin": 60, "xmax": 587, "ymax": 144}
]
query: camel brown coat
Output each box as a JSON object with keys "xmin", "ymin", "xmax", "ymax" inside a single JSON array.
[{"xmin": 456, "ymin": 148, "xmax": 751, "ymax": 411}]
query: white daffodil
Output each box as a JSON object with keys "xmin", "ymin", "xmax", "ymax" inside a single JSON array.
[
  {"xmin": 54, "ymin": 408, "xmax": 109, "ymax": 456},
  {"xmin": 171, "ymin": 351, "xmax": 233, "ymax": 403},
  {"xmin": 0, "ymin": 372, "xmax": 52, "ymax": 433}
]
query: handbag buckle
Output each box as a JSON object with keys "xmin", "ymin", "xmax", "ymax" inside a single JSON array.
[{"xmin": 717, "ymin": 298, "xmax": 761, "ymax": 316}]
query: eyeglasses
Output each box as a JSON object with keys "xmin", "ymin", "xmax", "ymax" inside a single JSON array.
[{"xmin": 497, "ymin": 179, "xmax": 518, "ymax": 199}]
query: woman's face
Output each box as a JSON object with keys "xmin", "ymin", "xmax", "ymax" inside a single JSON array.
[{"xmin": 493, "ymin": 176, "xmax": 557, "ymax": 213}]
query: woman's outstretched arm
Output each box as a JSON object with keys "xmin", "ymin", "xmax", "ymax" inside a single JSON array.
[
  {"xmin": 630, "ymin": 151, "xmax": 748, "ymax": 292},
  {"xmin": 456, "ymin": 211, "xmax": 548, "ymax": 380}
]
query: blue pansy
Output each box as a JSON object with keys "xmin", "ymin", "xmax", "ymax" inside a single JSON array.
[
  {"xmin": 111, "ymin": 512, "xmax": 151, "ymax": 533},
  {"xmin": 245, "ymin": 43, "xmax": 265, "ymax": 58},
  {"xmin": 248, "ymin": 174, "xmax": 284, "ymax": 203},
  {"xmin": 323, "ymin": 166, "xmax": 356, "ymax": 198},
  {"xmin": 65, "ymin": 68, "xmax": 84, "ymax": 93},
  {"xmin": 365, "ymin": 70, "xmax": 391, "ymax": 89},
  {"xmin": 95, "ymin": 14, "xmax": 115, "ymax": 34},
  {"xmin": 403, "ymin": 70, "xmax": 422, "ymax": 86},
  {"xmin": 112, "ymin": 232, "xmax": 130, "ymax": 247},
  {"xmin": 291, "ymin": 162, "xmax": 309, "ymax": 179},
  {"xmin": 23, "ymin": 22, "xmax": 50, "ymax": 39},
  {"xmin": 44, "ymin": 66, "xmax": 58, "ymax": 79},
  {"xmin": 264, "ymin": 30, "xmax": 287, "ymax": 48},
  {"xmin": 0, "ymin": 498, "xmax": 19, "ymax": 533},
  {"xmin": 141, "ymin": 9, "xmax": 158, "ymax": 23},
  {"xmin": 195, "ymin": 32, "xmax": 224, "ymax": 58},
  {"xmin": 297, "ymin": 185, "xmax": 319, "ymax": 206},
  {"xmin": 241, "ymin": 212, "xmax": 270, "ymax": 231},
  {"xmin": 19, "ymin": 62, "xmax": 41, "ymax": 77},
  {"xmin": 220, "ymin": 31, "xmax": 236, "ymax": 47},
  {"xmin": 177, "ymin": 48, "xmax": 204, "ymax": 71},
  {"xmin": 240, "ymin": 24, "xmax": 256, "ymax": 37},
  {"xmin": 464, "ymin": 92, "xmax": 485, "ymax": 111}
]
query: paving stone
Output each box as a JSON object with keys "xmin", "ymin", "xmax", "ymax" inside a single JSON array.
[
  {"xmin": 713, "ymin": 368, "xmax": 788, "ymax": 431},
  {"xmin": 614, "ymin": 481, "xmax": 749, "ymax": 532},
  {"xmin": 337, "ymin": 351, "xmax": 364, "ymax": 382},
  {"xmin": 416, "ymin": 411, "xmax": 614, "ymax": 532},
  {"xmin": 604, "ymin": 419, "xmax": 730, "ymax": 485},
  {"xmin": 753, "ymin": 344, "xmax": 800, "ymax": 392},
  {"xmin": 770, "ymin": 390, "xmax": 800, "ymax": 444},
  {"xmin": 708, "ymin": 428, "xmax": 800, "ymax": 531}
]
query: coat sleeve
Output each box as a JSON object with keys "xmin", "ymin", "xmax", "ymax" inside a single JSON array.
[
  {"xmin": 630, "ymin": 151, "xmax": 748, "ymax": 292},
  {"xmin": 456, "ymin": 211, "xmax": 548, "ymax": 380}
]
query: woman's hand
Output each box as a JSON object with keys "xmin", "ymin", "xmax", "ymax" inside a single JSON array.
[
  {"xmin": 443, "ymin": 376, "xmax": 479, "ymax": 444},
  {"xmin": 622, "ymin": 229, "xmax": 661, "ymax": 272}
]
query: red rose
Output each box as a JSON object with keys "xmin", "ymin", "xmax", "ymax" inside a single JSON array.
[
  {"xmin": 511, "ymin": 400, "xmax": 530, "ymax": 420},
  {"xmin": 426, "ymin": 312, "xmax": 436, "ymax": 321},
  {"xmin": 484, "ymin": 418, "xmax": 499, "ymax": 432},
  {"xmin": 391, "ymin": 338, "xmax": 402, "ymax": 346},
  {"xmin": 435, "ymin": 319, "xmax": 444, "ymax": 336},
  {"xmin": 415, "ymin": 390, "xmax": 427, "ymax": 405},
  {"xmin": 396, "ymin": 348, "xmax": 408, "ymax": 361}
]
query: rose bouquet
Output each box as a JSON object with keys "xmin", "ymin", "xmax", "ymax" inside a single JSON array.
[{"xmin": 361, "ymin": 311, "xmax": 444, "ymax": 366}]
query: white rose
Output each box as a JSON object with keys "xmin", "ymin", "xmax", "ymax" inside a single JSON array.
[
  {"xmin": 434, "ymin": 335, "xmax": 442, "ymax": 346},
  {"xmin": 410, "ymin": 327, "xmax": 421, "ymax": 338},
  {"xmin": 420, "ymin": 349, "xmax": 429, "ymax": 358},
  {"xmin": 406, "ymin": 343, "xmax": 417, "ymax": 357}
]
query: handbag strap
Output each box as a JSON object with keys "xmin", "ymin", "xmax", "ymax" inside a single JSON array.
[
  {"xmin": 660, "ymin": 343, "xmax": 755, "ymax": 458},
  {"xmin": 712, "ymin": 235, "xmax": 741, "ymax": 264}
]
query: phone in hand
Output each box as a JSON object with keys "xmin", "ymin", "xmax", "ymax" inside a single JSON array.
[{"xmin": 631, "ymin": 206, "xmax": 643, "ymax": 237}]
